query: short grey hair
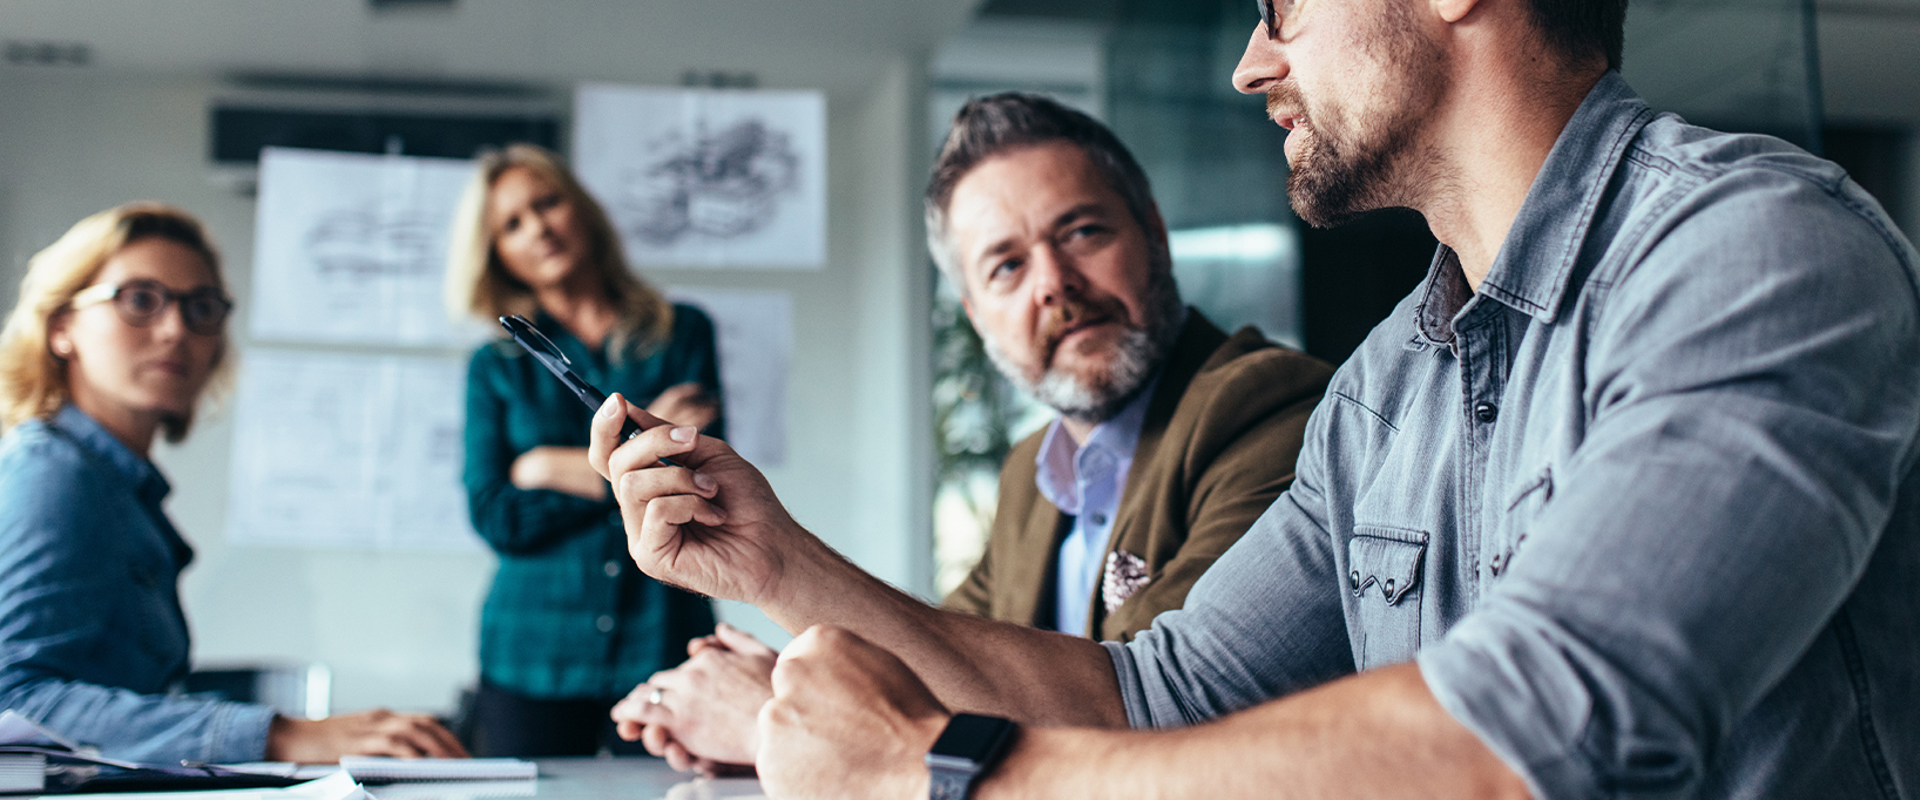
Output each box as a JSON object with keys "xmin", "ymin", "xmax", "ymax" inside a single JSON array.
[{"xmin": 924, "ymin": 93, "xmax": 1161, "ymax": 292}]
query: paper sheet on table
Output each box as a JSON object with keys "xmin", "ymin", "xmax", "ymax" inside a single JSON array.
[
  {"xmin": 660, "ymin": 777, "xmax": 766, "ymax": 800},
  {"xmin": 0, "ymin": 711, "xmax": 80, "ymax": 751},
  {"xmin": 361, "ymin": 778, "xmax": 538, "ymax": 799},
  {"xmin": 57, "ymin": 769, "xmax": 371, "ymax": 800},
  {"xmin": 669, "ymin": 288, "xmax": 791, "ymax": 467},
  {"xmin": 573, "ymin": 85, "xmax": 826, "ymax": 269},
  {"xmin": 225, "ymin": 348, "xmax": 478, "ymax": 550},
  {"xmin": 250, "ymin": 147, "xmax": 488, "ymax": 347},
  {"xmin": 228, "ymin": 760, "xmax": 537, "ymax": 799}
]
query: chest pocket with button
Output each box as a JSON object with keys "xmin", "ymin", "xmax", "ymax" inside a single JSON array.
[{"xmin": 1347, "ymin": 527, "xmax": 1428, "ymax": 670}]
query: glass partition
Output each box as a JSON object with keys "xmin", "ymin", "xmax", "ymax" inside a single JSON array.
[{"xmin": 928, "ymin": 0, "xmax": 1826, "ymax": 592}]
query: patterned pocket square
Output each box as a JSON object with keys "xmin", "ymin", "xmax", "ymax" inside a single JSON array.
[{"xmin": 1102, "ymin": 550, "xmax": 1151, "ymax": 613}]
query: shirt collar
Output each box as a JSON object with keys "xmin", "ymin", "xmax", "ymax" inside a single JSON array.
[
  {"xmin": 52, "ymin": 404, "xmax": 171, "ymax": 507},
  {"xmin": 1414, "ymin": 71, "xmax": 1659, "ymax": 344},
  {"xmin": 1033, "ymin": 373, "xmax": 1160, "ymax": 515}
]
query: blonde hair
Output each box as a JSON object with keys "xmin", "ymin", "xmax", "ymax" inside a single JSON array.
[
  {"xmin": 0, "ymin": 202, "xmax": 232, "ymax": 442},
  {"xmin": 445, "ymin": 143, "xmax": 673, "ymax": 359}
]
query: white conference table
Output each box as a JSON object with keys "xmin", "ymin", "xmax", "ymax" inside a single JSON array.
[{"xmin": 374, "ymin": 758, "xmax": 764, "ymax": 800}]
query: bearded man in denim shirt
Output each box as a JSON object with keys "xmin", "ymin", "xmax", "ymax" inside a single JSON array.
[{"xmin": 587, "ymin": 0, "xmax": 1920, "ymax": 795}]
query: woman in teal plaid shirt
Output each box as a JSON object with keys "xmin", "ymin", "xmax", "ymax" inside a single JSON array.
[{"xmin": 446, "ymin": 145, "xmax": 720, "ymax": 756}]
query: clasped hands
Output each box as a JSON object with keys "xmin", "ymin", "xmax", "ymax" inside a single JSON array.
[
  {"xmin": 612, "ymin": 622, "xmax": 771, "ymax": 774},
  {"xmin": 586, "ymin": 394, "xmax": 953, "ymax": 798}
]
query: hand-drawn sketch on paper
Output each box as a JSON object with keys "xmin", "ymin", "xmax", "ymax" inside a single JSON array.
[
  {"xmin": 226, "ymin": 348, "xmax": 479, "ymax": 551},
  {"xmin": 624, "ymin": 118, "xmax": 800, "ymax": 247},
  {"xmin": 670, "ymin": 288, "xmax": 792, "ymax": 466},
  {"xmin": 250, "ymin": 147, "xmax": 488, "ymax": 346},
  {"xmin": 575, "ymin": 85, "xmax": 826, "ymax": 269}
]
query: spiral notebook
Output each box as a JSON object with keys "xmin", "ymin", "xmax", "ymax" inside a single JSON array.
[{"xmin": 338, "ymin": 757, "xmax": 536, "ymax": 783}]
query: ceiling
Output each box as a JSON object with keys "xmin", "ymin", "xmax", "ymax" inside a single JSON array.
[
  {"xmin": 974, "ymin": 0, "xmax": 1920, "ymax": 125},
  {"xmin": 0, "ymin": 0, "xmax": 1910, "ymax": 121},
  {"xmin": 0, "ymin": 0, "xmax": 987, "ymax": 98}
]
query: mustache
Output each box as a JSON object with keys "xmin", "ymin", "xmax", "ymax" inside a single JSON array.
[
  {"xmin": 1038, "ymin": 293, "xmax": 1130, "ymax": 356},
  {"xmin": 1266, "ymin": 81, "xmax": 1304, "ymax": 121}
]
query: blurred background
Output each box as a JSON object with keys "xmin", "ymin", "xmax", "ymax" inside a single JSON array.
[{"xmin": 0, "ymin": 0, "xmax": 1913, "ymax": 719}]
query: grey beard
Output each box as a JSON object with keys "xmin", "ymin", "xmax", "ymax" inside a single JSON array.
[{"xmin": 983, "ymin": 298, "xmax": 1184, "ymax": 425}]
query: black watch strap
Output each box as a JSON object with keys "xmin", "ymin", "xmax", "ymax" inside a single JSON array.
[{"xmin": 925, "ymin": 713, "xmax": 1017, "ymax": 800}]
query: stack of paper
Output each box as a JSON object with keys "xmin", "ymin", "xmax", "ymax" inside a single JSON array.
[{"xmin": 0, "ymin": 752, "xmax": 45, "ymax": 793}]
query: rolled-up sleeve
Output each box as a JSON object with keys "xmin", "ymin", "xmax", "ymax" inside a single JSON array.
[
  {"xmin": 1106, "ymin": 401, "xmax": 1355, "ymax": 728},
  {"xmin": 1418, "ymin": 174, "xmax": 1920, "ymax": 799}
]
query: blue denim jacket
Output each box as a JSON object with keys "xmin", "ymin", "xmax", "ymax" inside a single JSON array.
[
  {"xmin": 0, "ymin": 405, "xmax": 274, "ymax": 763},
  {"xmin": 1109, "ymin": 73, "xmax": 1919, "ymax": 799}
]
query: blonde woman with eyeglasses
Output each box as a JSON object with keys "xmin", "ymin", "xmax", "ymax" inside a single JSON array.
[{"xmin": 0, "ymin": 203, "xmax": 466, "ymax": 764}]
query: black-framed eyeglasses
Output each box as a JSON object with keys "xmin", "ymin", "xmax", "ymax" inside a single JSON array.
[
  {"xmin": 71, "ymin": 278, "xmax": 233, "ymax": 336},
  {"xmin": 1256, "ymin": 0, "xmax": 1280, "ymax": 40}
]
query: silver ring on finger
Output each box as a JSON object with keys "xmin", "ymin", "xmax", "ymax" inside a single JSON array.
[{"xmin": 648, "ymin": 687, "xmax": 664, "ymax": 706}]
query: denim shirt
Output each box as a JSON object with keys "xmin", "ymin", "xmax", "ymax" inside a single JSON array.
[
  {"xmin": 1033, "ymin": 378, "xmax": 1156, "ymax": 635},
  {"xmin": 0, "ymin": 406, "xmax": 276, "ymax": 763},
  {"xmin": 1108, "ymin": 73, "xmax": 1920, "ymax": 799}
]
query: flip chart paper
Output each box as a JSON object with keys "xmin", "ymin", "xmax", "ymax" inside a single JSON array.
[
  {"xmin": 250, "ymin": 147, "xmax": 487, "ymax": 347},
  {"xmin": 575, "ymin": 85, "xmax": 827, "ymax": 269},
  {"xmin": 226, "ymin": 348, "xmax": 478, "ymax": 551},
  {"xmin": 670, "ymin": 288, "xmax": 792, "ymax": 467}
]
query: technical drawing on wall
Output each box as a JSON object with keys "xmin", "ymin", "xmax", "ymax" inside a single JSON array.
[
  {"xmin": 625, "ymin": 118, "xmax": 800, "ymax": 246},
  {"xmin": 250, "ymin": 147, "xmax": 489, "ymax": 346},
  {"xmin": 670, "ymin": 287, "xmax": 792, "ymax": 467},
  {"xmin": 574, "ymin": 85, "xmax": 827, "ymax": 269},
  {"xmin": 225, "ymin": 348, "xmax": 479, "ymax": 551},
  {"xmin": 304, "ymin": 207, "xmax": 442, "ymax": 278}
]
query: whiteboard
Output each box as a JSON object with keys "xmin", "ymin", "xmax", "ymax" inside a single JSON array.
[
  {"xmin": 225, "ymin": 348, "xmax": 479, "ymax": 551},
  {"xmin": 250, "ymin": 147, "xmax": 489, "ymax": 347},
  {"xmin": 574, "ymin": 85, "xmax": 827, "ymax": 269}
]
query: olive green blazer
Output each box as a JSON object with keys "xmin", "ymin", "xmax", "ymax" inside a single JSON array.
[{"xmin": 943, "ymin": 312, "xmax": 1333, "ymax": 641}]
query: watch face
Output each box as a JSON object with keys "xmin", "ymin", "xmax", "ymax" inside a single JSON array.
[{"xmin": 929, "ymin": 714, "xmax": 1016, "ymax": 763}]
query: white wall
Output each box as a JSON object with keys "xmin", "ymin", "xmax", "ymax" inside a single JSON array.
[{"xmin": 0, "ymin": 62, "xmax": 934, "ymax": 715}]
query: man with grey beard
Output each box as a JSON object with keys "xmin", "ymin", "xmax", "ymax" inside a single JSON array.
[{"xmin": 601, "ymin": 93, "xmax": 1333, "ymax": 772}]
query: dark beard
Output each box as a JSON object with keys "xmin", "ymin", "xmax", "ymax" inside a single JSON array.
[
  {"xmin": 1280, "ymin": 93, "xmax": 1424, "ymax": 228},
  {"xmin": 1268, "ymin": 7, "xmax": 1445, "ymax": 228}
]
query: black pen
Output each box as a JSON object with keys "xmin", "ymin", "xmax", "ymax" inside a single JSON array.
[{"xmin": 498, "ymin": 314, "xmax": 687, "ymax": 469}]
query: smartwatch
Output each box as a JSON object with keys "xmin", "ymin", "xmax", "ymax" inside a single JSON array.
[{"xmin": 925, "ymin": 713, "xmax": 1018, "ymax": 800}]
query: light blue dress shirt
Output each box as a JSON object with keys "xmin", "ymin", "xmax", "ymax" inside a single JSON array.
[
  {"xmin": 0, "ymin": 405, "xmax": 275, "ymax": 763},
  {"xmin": 1106, "ymin": 73, "xmax": 1919, "ymax": 799},
  {"xmin": 1034, "ymin": 379, "xmax": 1157, "ymax": 636}
]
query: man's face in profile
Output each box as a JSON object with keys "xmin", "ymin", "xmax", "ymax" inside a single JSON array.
[
  {"xmin": 1252, "ymin": 0, "xmax": 1448, "ymax": 227},
  {"xmin": 946, "ymin": 141, "xmax": 1181, "ymax": 422}
]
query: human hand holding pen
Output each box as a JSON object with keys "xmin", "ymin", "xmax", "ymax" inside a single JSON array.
[{"xmin": 587, "ymin": 393, "xmax": 824, "ymax": 608}]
